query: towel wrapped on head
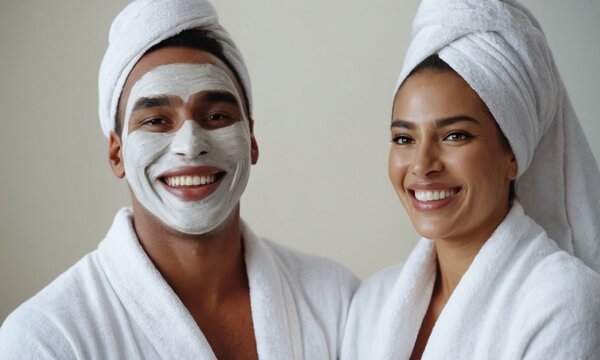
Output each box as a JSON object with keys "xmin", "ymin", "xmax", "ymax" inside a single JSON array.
[
  {"xmin": 98, "ymin": 0, "xmax": 252, "ymax": 138},
  {"xmin": 396, "ymin": 0, "xmax": 600, "ymax": 272}
]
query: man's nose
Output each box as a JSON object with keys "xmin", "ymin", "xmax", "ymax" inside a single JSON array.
[
  {"xmin": 411, "ymin": 142, "xmax": 443, "ymax": 177},
  {"xmin": 170, "ymin": 120, "xmax": 209, "ymax": 159}
]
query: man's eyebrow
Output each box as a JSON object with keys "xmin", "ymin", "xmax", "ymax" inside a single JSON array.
[
  {"xmin": 132, "ymin": 95, "xmax": 173, "ymax": 113},
  {"xmin": 196, "ymin": 91, "xmax": 239, "ymax": 106},
  {"xmin": 391, "ymin": 115, "xmax": 481, "ymax": 129}
]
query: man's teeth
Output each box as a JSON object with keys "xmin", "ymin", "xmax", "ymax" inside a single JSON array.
[
  {"xmin": 414, "ymin": 189, "xmax": 456, "ymax": 202},
  {"xmin": 165, "ymin": 175, "xmax": 216, "ymax": 187}
]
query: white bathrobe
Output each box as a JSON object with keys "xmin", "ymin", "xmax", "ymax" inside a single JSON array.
[
  {"xmin": 0, "ymin": 208, "xmax": 359, "ymax": 359},
  {"xmin": 341, "ymin": 203, "xmax": 600, "ymax": 359}
]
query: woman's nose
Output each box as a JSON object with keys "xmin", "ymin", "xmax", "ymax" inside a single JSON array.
[
  {"xmin": 170, "ymin": 120, "xmax": 209, "ymax": 159},
  {"xmin": 411, "ymin": 143, "xmax": 443, "ymax": 177}
]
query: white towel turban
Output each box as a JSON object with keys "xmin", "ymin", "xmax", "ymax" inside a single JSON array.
[
  {"xmin": 98, "ymin": 0, "xmax": 252, "ymax": 138},
  {"xmin": 396, "ymin": 0, "xmax": 600, "ymax": 272}
]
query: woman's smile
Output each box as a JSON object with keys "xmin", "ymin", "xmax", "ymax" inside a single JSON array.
[{"xmin": 406, "ymin": 184, "xmax": 462, "ymax": 211}]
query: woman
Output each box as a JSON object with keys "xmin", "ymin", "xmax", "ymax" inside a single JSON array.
[{"xmin": 341, "ymin": 0, "xmax": 600, "ymax": 359}]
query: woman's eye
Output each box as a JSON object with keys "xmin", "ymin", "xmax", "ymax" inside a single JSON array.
[
  {"xmin": 392, "ymin": 135, "xmax": 414, "ymax": 145},
  {"xmin": 444, "ymin": 132, "xmax": 471, "ymax": 141}
]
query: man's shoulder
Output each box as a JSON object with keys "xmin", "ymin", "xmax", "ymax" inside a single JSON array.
[
  {"xmin": 9, "ymin": 252, "xmax": 101, "ymax": 312},
  {"xmin": 261, "ymin": 237, "xmax": 359, "ymax": 290},
  {"xmin": 0, "ymin": 252, "xmax": 103, "ymax": 358},
  {"xmin": 0, "ymin": 301, "xmax": 75, "ymax": 359}
]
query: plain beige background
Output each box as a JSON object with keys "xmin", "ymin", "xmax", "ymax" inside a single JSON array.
[{"xmin": 1, "ymin": 0, "xmax": 598, "ymax": 322}]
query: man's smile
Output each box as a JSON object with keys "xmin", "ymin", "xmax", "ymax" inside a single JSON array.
[{"xmin": 158, "ymin": 166, "xmax": 227, "ymax": 201}]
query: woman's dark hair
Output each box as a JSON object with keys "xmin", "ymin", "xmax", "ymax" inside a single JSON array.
[
  {"xmin": 115, "ymin": 29, "xmax": 250, "ymax": 136},
  {"xmin": 406, "ymin": 54, "xmax": 516, "ymax": 201},
  {"xmin": 408, "ymin": 54, "xmax": 454, "ymax": 77}
]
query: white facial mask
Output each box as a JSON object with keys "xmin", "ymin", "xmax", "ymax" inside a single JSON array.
[{"xmin": 122, "ymin": 63, "xmax": 251, "ymax": 235}]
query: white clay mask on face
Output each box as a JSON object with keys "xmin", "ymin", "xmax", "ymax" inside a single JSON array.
[{"xmin": 122, "ymin": 63, "xmax": 251, "ymax": 235}]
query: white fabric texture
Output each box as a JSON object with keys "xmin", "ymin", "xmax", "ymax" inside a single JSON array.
[
  {"xmin": 98, "ymin": 0, "xmax": 252, "ymax": 137},
  {"xmin": 395, "ymin": 0, "xmax": 600, "ymax": 273},
  {"xmin": 0, "ymin": 208, "xmax": 359, "ymax": 359},
  {"xmin": 341, "ymin": 202, "xmax": 600, "ymax": 359}
]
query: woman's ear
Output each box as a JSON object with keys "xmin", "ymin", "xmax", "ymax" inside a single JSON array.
[
  {"xmin": 507, "ymin": 152, "xmax": 518, "ymax": 180},
  {"xmin": 108, "ymin": 132, "xmax": 125, "ymax": 179}
]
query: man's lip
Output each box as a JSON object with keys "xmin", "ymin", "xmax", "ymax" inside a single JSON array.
[
  {"xmin": 158, "ymin": 166, "xmax": 226, "ymax": 202},
  {"xmin": 158, "ymin": 166, "xmax": 224, "ymax": 178}
]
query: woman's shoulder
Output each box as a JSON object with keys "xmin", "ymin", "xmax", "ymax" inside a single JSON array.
[
  {"xmin": 507, "ymin": 247, "xmax": 600, "ymax": 354},
  {"xmin": 509, "ymin": 251, "xmax": 600, "ymax": 357},
  {"xmin": 521, "ymin": 250, "xmax": 600, "ymax": 310},
  {"xmin": 509, "ymin": 210, "xmax": 600, "ymax": 313}
]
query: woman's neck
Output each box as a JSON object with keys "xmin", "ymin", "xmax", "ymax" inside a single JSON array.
[
  {"xmin": 434, "ymin": 201, "xmax": 512, "ymax": 297},
  {"xmin": 433, "ymin": 238, "xmax": 483, "ymax": 298}
]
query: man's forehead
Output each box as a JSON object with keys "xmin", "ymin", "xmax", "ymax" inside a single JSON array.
[
  {"xmin": 119, "ymin": 47, "xmax": 246, "ymax": 117},
  {"xmin": 128, "ymin": 63, "xmax": 239, "ymax": 104}
]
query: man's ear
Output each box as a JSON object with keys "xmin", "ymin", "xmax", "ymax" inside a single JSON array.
[
  {"xmin": 108, "ymin": 131, "xmax": 125, "ymax": 178},
  {"xmin": 249, "ymin": 117, "xmax": 259, "ymax": 165}
]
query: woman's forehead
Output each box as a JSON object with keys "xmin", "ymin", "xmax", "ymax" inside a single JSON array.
[{"xmin": 394, "ymin": 70, "xmax": 493, "ymax": 124}]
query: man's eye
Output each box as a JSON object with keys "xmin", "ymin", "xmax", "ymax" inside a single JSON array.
[
  {"xmin": 391, "ymin": 135, "xmax": 414, "ymax": 145},
  {"xmin": 207, "ymin": 113, "xmax": 231, "ymax": 121},
  {"xmin": 142, "ymin": 117, "xmax": 165, "ymax": 126}
]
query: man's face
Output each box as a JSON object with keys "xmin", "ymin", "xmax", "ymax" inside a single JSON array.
[{"xmin": 110, "ymin": 47, "xmax": 258, "ymax": 235}]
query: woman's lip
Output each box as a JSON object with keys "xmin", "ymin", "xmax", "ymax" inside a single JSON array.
[
  {"xmin": 407, "ymin": 183, "xmax": 460, "ymax": 191},
  {"xmin": 407, "ymin": 186, "xmax": 462, "ymax": 211}
]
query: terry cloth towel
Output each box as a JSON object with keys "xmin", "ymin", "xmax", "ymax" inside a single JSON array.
[
  {"xmin": 395, "ymin": 0, "xmax": 600, "ymax": 273},
  {"xmin": 341, "ymin": 202, "xmax": 600, "ymax": 359},
  {"xmin": 0, "ymin": 208, "xmax": 359, "ymax": 359},
  {"xmin": 98, "ymin": 0, "xmax": 252, "ymax": 137}
]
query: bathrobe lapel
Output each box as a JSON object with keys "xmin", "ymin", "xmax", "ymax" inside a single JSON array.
[
  {"xmin": 421, "ymin": 203, "xmax": 528, "ymax": 358},
  {"xmin": 242, "ymin": 220, "xmax": 305, "ymax": 359},
  {"xmin": 372, "ymin": 239, "xmax": 437, "ymax": 360},
  {"xmin": 97, "ymin": 209, "xmax": 304, "ymax": 359}
]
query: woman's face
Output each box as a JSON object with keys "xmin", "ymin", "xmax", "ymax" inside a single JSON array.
[{"xmin": 389, "ymin": 69, "xmax": 517, "ymax": 244}]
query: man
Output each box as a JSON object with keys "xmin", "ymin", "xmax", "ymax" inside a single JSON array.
[{"xmin": 0, "ymin": 1, "xmax": 358, "ymax": 358}]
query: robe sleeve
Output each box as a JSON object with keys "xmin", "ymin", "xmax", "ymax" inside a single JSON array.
[
  {"xmin": 518, "ymin": 256, "xmax": 600, "ymax": 359},
  {"xmin": 0, "ymin": 307, "xmax": 77, "ymax": 360},
  {"xmin": 522, "ymin": 318, "xmax": 600, "ymax": 359}
]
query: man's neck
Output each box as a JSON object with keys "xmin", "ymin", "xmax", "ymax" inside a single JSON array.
[
  {"xmin": 130, "ymin": 202, "xmax": 258, "ymax": 358},
  {"xmin": 131, "ymin": 202, "xmax": 248, "ymax": 310}
]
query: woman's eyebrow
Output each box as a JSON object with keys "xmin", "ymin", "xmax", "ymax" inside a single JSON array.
[
  {"xmin": 391, "ymin": 115, "xmax": 481, "ymax": 129},
  {"xmin": 391, "ymin": 119, "xmax": 415, "ymax": 129},
  {"xmin": 435, "ymin": 115, "xmax": 480, "ymax": 127}
]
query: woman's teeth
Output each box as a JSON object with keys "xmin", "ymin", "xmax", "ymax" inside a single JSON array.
[
  {"xmin": 414, "ymin": 189, "xmax": 456, "ymax": 202},
  {"xmin": 165, "ymin": 175, "xmax": 216, "ymax": 187}
]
